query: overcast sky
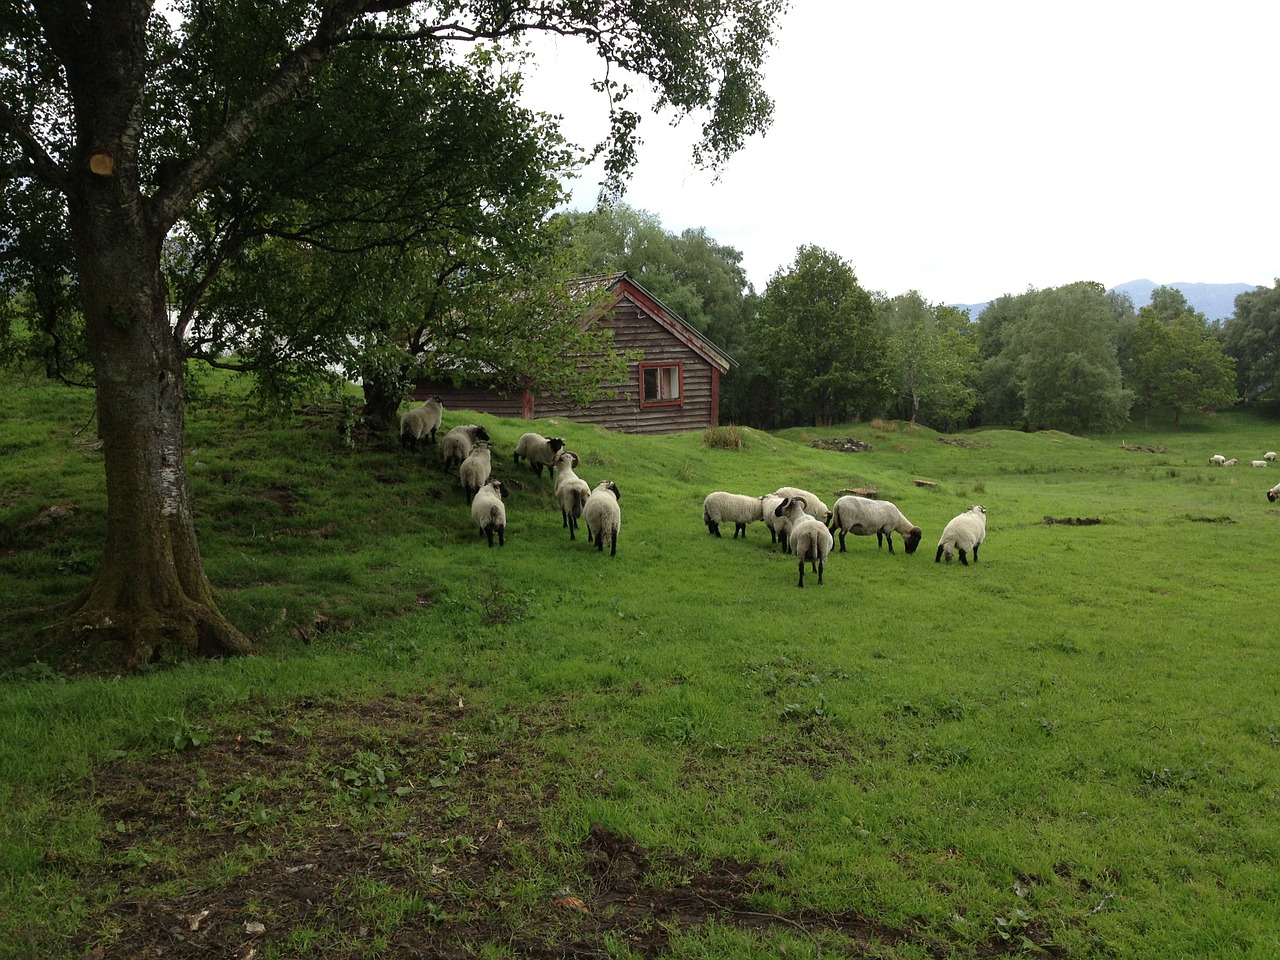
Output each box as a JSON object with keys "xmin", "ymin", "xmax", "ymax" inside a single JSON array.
[{"xmin": 517, "ymin": 1, "xmax": 1278, "ymax": 306}]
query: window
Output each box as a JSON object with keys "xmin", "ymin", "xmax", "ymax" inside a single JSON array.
[{"xmin": 640, "ymin": 362, "xmax": 682, "ymax": 407}]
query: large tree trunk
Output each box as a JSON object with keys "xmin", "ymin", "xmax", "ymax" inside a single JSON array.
[{"xmin": 51, "ymin": 157, "xmax": 250, "ymax": 671}]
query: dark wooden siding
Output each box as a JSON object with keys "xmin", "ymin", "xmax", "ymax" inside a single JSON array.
[
  {"xmin": 408, "ymin": 290, "xmax": 725, "ymax": 435},
  {"xmin": 533, "ymin": 298, "xmax": 717, "ymax": 434}
]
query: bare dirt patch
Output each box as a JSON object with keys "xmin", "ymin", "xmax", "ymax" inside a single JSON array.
[
  {"xmin": 811, "ymin": 438, "xmax": 874, "ymax": 453},
  {"xmin": 66, "ymin": 693, "xmax": 1061, "ymax": 958}
]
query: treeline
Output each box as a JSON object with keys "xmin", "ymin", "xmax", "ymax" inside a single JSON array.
[{"xmin": 560, "ymin": 204, "xmax": 1280, "ymax": 432}]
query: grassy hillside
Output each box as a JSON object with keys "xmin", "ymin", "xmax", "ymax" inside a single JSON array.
[{"xmin": 3, "ymin": 372, "xmax": 1280, "ymax": 958}]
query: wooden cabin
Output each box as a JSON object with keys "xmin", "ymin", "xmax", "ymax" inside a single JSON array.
[{"xmin": 409, "ymin": 273, "xmax": 733, "ymax": 434}]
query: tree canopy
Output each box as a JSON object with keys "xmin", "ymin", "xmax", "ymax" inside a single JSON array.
[{"xmin": 1221, "ymin": 280, "xmax": 1280, "ymax": 403}]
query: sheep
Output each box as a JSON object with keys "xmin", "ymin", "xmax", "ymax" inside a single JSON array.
[
  {"xmin": 702, "ymin": 491, "xmax": 765, "ymax": 539},
  {"xmin": 399, "ymin": 395, "xmax": 443, "ymax": 451},
  {"xmin": 1208, "ymin": 454, "xmax": 1227, "ymax": 466},
  {"xmin": 830, "ymin": 495, "xmax": 923, "ymax": 554},
  {"xmin": 470, "ymin": 479, "xmax": 508, "ymax": 547},
  {"xmin": 553, "ymin": 450, "xmax": 591, "ymax": 540},
  {"xmin": 513, "ymin": 432, "xmax": 565, "ymax": 478},
  {"xmin": 1266, "ymin": 452, "xmax": 1277, "ymax": 461},
  {"xmin": 1223, "ymin": 458, "xmax": 1239, "ymax": 467},
  {"xmin": 773, "ymin": 486, "xmax": 833, "ymax": 524},
  {"xmin": 1251, "ymin": 460, "xmax": 1269, "ymax": 468},
  {"xmin": 935, "ymin": 505, "xmax": 987, "ymax": 566},
  {"xmin": 582, "ymin": 481, "xmax": 621, "ymax": 556},
  {"xmin": 440, "ymin": 424, "xmax": 490, "ymax": 470},
  {"xmin": 775, "ymin": 496, "xmax": 833, "ymax": 587},
  {"xmin": 459, "ymin": 440, "xmax": 493, "ymax": 504},
  {"xmin": 761, "ymin": 493, "xmax": 787, "ymax": 544},
  {"xmin": 1268, "ymin": 483, "xmax": 1280, "ymax": 503}
]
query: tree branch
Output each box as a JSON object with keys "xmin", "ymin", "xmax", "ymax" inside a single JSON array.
[{"xmin": 0, "ymin": 102, "xmax": 67, "ymax": 191}]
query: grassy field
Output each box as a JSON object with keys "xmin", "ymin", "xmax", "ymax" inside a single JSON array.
[{"xmin": 3, "ymin": 370, "xmax": 1280, "ymax": 958}]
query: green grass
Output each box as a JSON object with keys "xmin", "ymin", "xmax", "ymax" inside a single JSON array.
[{"xmin": 3, "ymin": 370, "xmax": 1280, "ymax": 958}]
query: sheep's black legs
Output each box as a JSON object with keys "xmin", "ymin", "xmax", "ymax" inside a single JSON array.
[
  {"xmin": 972, "ymin": 545, "xmax": 979, "ymax": 563},
  {"xmin": 796, "ymin": 557, "xmax": 805, "ymax": 587},
  {"xmin": 935, "ymin": 545, "xmax": 945, "ymax": 563},
  {"xmin": 609, "ymin": 526, "xmax": 617, "ymax": 557},
  {"xmin": 837, "ymin": 529, "xmax": 847, "ymax": 552},
  {"xmin": 958, "ymin": 548, "xmax": 968, "ymax": 566}
]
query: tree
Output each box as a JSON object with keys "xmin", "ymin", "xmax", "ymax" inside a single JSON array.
[
  {"xmin": 753, "ymin": 246, "xmax": 890, "ymax": 427},
  {"xmin": 1017, "ymin": 282, "xmax": 1132, "ymax": 433},
  {"xmin": 1, "ymin": 0, "xmax": 785, "ymax": 670},
  {"xmin": 877, "ymin": 291, "xmax": 978, "ymax": 429},
  {"xmin": 1221, "ymin": 280, "xmax": 1280, "ymax": 402},
  {"xmin": 1128, "ymin": 290, "xmax": 1236, "ymax": 425}
]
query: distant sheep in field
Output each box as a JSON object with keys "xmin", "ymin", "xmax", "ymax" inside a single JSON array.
[
  {"xmin": 1268, "ymin": 483, "xmax": 1280, "ymax": 503},
  {"xmin": 470, "ymin": 479, "xmax": 508, "ymax": 547},
  {"xmin": 935, "ymin": 505, "xmax": 987, "ymax": 566},
  {"xmin": 1208, "ymin": 454, "xmax": 1226, "ymax": 466},
  {"xmin": 1252, "ymin": 460, "xmax": 1268, "ymax": 468},
  {"xmin": 829, "ymin": 495, "xmax": 923, "ymax": 555},
  {"xmin": 440, "ymin": 424, "xmax": 490, "ymax": 470},
  {"xmin": 1223, "ymin": 458, "xmax": 1239, "ymax": 467},
  {"xmin": 702, "ymin": 492, "xmax": 765, "ymax": 539},
  {"xmin": 400, "ymin": 395, "xmax": 443, "ymax": 451},
  {"xmin": 513, "ymin": 432, "xmax": 565, "ymax": 478},
  {"xmin": 1266, "ymin": 452, "xmax": 1277, "ymax": 461},
  {"xmin": 582, "ymin": 481, "xmax": 621, "ymax": 556}
]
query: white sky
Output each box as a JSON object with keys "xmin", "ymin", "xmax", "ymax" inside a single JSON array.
[{"xmin": 516, "ymin": 0, "xmax": 1279, "ymax": 305}]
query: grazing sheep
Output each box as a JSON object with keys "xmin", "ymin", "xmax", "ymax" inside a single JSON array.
[
  {"xmin": 440, "ymin": 424, "xmax": 490, "ymax": 470},
  {"xmin": 1208, "ymin": 454, "xmax": 1227, "ymax": 466},
  {"xmin": 1268, "ymin": 483, "xmax": 1280, "ymax": 503},
  {"xmin": 459, "ymin": 440, "xmax": 493, "ymax": 504},
  {"xmin": 470, "ymin": 479, "xmax": 508, "ymax": 547},
  {"xmin": 1252, "ymin": 460, "xmax": 1269, "ymax": 468},
  {"xmin": 830, "ymin": 495, "xmax": 923, "ymax": 554},
  {"xmin": 935, "ymin": 505, "xmax": 987, "ymax": 566},
  {"xmin": 1223, "ymin": 458, "xmax": 1239, "ymax": 467},
  {"xmin": 513, "ymin": 432, "xmax": 566, "ymax": 478},
  {"xmin": 582, "ymin": 481, "xmax": 621, "ymax": 556},
  {"xmin": 761, "ymin": 493, "xmax": 787, "ymax": 544},
  {"xmin": 773, "ymin": 486, "xmax": 833, "ymax": 524},
  {"xmin": 703, "ymin": 491, "xmax": 765, "ymax": 539},
  {"xmin": 1266, "ymin": 452, "xmax": 1277, "ymax": 461},
  {"xmin": 553, "ymin": 450, "xmax": 591, "ymax": 540},
  {"xmin": 399, "ymin": 395, "xmax": 444, "ymax": 451},
  {"xmin": 775, "ymin": 496, "xmax": 833, "ymax": 587}
]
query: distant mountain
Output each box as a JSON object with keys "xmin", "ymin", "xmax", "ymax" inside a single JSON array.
[
  {"xmin": 951, "ymin": 280, "xmax": 1263, "ymax": 323},
  {"xmin": 1108, "ymin": 280, "xmax": 1259, "ymax": 322}
]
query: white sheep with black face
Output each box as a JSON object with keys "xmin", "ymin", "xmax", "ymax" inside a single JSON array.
[
  {"xmin": 830, "ymin": 495, "xmax": 923, "ymax": 555},
  {"xmin": 774, "ymin": 495, "xmax": 834, "ymax": 587},
  {"xmin": 582, "ymin": 481, "xmax": 621, "ymax": 556},
  {"xmin": 702, "ymin": 491, "xmax": 765, "ymax": 539},
  {"xmin": 459, "ymin": 440, "xmax": 493, "ymax": 505},
  {"xmin": 1267, "ymin": 482, "xmax": 1280, "ymax": 503},
  {"xmin": 470, "ymin": 479, "xmax": 508, "ymax": 547},
  {"xmin": 1208, "ymin": 454, "xmax": 1227, "ymax": 466},
  {"xmin": 440, "ymin": 424, "xmax": 490, "ymax": 470},
  {"xmin": 935, "ymin": 505, "xmax": 987, "ymax": 566},
  {"xmin": 760, "ymin": 493, "xmax": 787, "ymax": 545},
  {"xmin": 773, "ymin": 486, "xmax": 833, "ymax": 524},
  {"xmin": 553, "ymin": 450, "xmax": 591, "ymax": 540},
  {"xmin": 513, "ymin": 432, "xmax": 566, "ymax": 478},
  {"xmin": 399, "ymin": 395, "xmax": 443, "ymax": 451}
]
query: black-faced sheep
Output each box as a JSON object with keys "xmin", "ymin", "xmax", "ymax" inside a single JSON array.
[
  {"xmin": 1268, "ymin": 482, "xmax": 1280, "ymax": 503},
  {"xmin": 582, "ymin": 481, "xmax": 621, "ymax": 556},
  {"xmin": 553, "ymin": 450, "xmax": 591, "ymax": 540},
  {"xmin": 1208, "ymin": 454, "xmax": 1226, "ymax": 466},
  {"xmin": 773, "ymin": 486, "xmax": 833, "ymax": 524},
  {"xmin": 702, "ymin": 492, "xmax": 765, "ymax": 539},
  {"xmin": 935, "ymin": 505, "xmax": 986, "ymax": 566},
  {"xmin": 761, "ymin": 493, "xmax": 786, "ymax": 544},
  {"xmin": 513, "ymin": 432, "xmax": 565, "ymax": 478},
  {"xmin": 775, "ymin": 496, "xmax": 833, "ymax": 587},
  {"xmin": 1251, "ymin": 460, "xmax": 1269, "ymax": 468},
  {"xmin": 830, "ymin": 495, "xmax": 923, "ymax": 554},
  {"xmin": 470, "ymin": 479, "xmax": 508, "ymax": 547},
  {"xmin": 459, "ymin": 440, "xmax": 493, "ymax": 505},
  {"xmin": 1266, "ymin": 452, "xmax": 1277, "ymax": 462},
  {"xmin": 399, "ymin": 395, "xmax": 443, "ymax": 451},
  {"xmin": 440, "ymin": 424, "xmax": 490, "ymax": 471}
]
